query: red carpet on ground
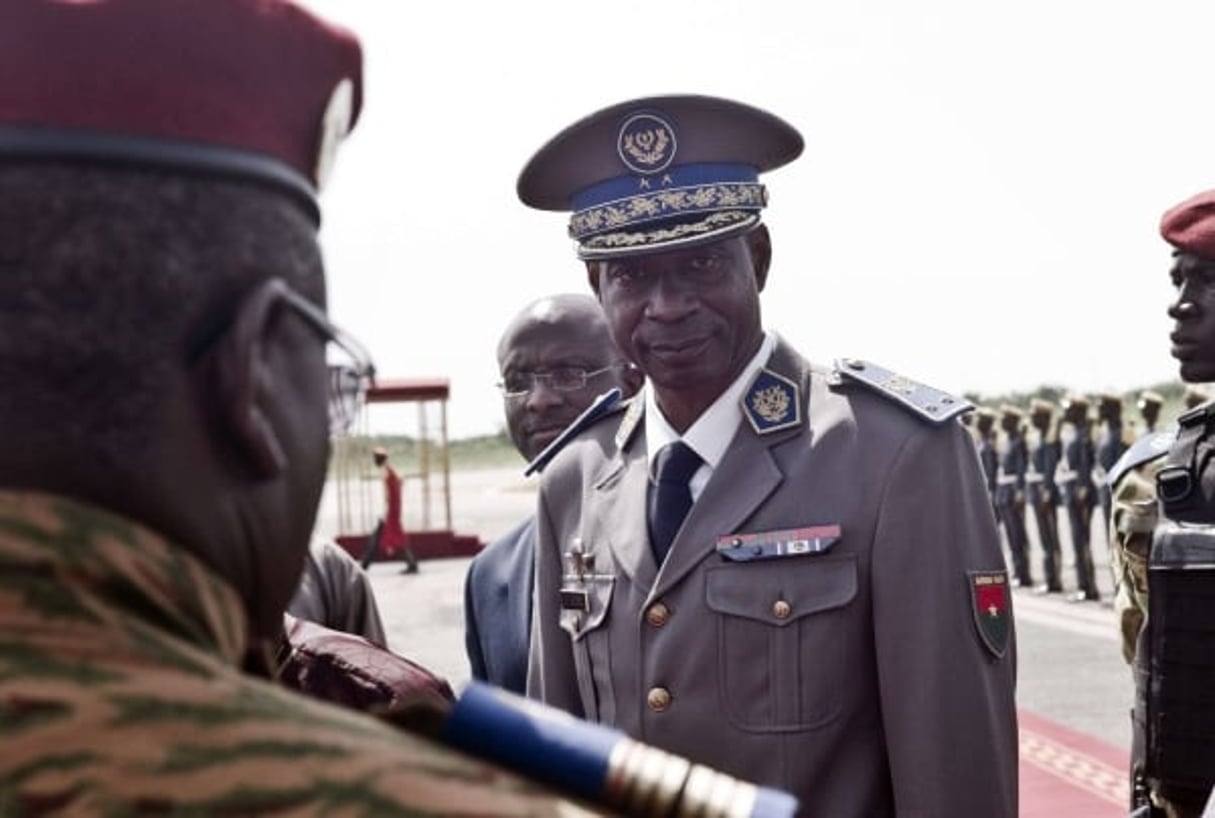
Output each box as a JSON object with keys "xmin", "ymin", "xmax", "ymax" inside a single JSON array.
[{"xmin": 1019, "ymin": 709, "xmax": 1128, "ymax": 817}]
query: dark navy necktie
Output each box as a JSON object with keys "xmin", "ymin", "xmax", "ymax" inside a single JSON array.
[{"xmin": 647, "ymin": 441, "xmax": 703, "ymax": 564}]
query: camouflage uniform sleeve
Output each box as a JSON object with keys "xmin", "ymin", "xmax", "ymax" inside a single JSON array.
[{"xmin": 1109, "ymin": 461, "xmax": 1161, "ymax": 665}]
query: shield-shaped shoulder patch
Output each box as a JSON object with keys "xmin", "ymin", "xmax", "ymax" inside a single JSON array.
[{"xmin": 969, "ymin": 571, "xmax": 1011, "ymax": 659}]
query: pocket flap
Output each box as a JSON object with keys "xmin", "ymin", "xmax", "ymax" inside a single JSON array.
[{"xmin": 706, "ymin": 555, "xmax": 857, "ymax": 626}]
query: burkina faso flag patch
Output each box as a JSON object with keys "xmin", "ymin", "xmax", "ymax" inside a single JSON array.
[{"xmin": 969, "ymin": 571, "xmax": 1010, "ymax": 659}]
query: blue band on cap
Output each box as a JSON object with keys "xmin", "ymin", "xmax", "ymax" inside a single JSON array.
[{"xmin": 572, "ymin": 162, "xmax": 757, "ymax": 211}]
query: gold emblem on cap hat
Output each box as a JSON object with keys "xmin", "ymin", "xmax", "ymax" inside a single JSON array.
[{"xmin": 622, "ymin": 127, "xmax": 672, "ymax": 169}]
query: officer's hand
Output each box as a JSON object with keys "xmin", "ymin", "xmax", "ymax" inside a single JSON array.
[{"xmin": 1077, "ymin": 486, "xmax": 1089, "ymax": 503}]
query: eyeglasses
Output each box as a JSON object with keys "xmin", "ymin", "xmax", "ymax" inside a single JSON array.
[
  {"xmin": 497, "ymin": 363, "xmax": 630, "ymax": 399},
  {"xmin": 280, "ymin": 287, "xmax": 377, "ymax": 436}
]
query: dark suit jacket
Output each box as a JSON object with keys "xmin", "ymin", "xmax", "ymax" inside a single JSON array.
[
  {"xmin": 464, "ymin": 516, "xmax": 535, "ymax": 694},
  {"xmin": 529, "ymin": 339, "xmax": 1018, "ymax": 818}
]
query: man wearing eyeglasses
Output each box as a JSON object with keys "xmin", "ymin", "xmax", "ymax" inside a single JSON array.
[
  {"xmin": 464, "ymin": 294, "xmax": 642, "ymax": 694},
  {"xmin": 0, "ymin": 2, "xmax": 613, "ymax": 814},
  {"xmin": 519, "ymin": 95, "xmax": 1018, "ymax": 817}
]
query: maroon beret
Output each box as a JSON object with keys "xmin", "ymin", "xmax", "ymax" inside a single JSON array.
[
  {"xmin": 0, "ymin": 0, "xmax": 363, "ymax": 222},
  {"xmin": 1160, "ymin": 189, "xmax": 1215, "ymax": 260}
]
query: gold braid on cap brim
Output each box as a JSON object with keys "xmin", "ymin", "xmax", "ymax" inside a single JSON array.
[
  {"xmin": 578, "ymin": 211, "xmax": 760, "ymax": 260},
  {"xmin": 569, "ymin": 182, "xmax": 767, "ymax": 240}
]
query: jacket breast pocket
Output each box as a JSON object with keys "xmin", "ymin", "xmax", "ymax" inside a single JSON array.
[
  {"xmin": 705, "ymin": 555, "xmax": 857, "ymax": 732},
  {"xmin": 558, "ymin": 575, "xmax": 615, "ymax": 722}
]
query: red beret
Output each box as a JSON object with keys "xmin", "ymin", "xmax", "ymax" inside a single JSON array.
[
  {"xmin": 0, "ymin": 0, "xmax": 363, "ymax": 222},
  {"xmin": 1160, "ymin": 189, "xmax": 1215, "ymax": 260}
]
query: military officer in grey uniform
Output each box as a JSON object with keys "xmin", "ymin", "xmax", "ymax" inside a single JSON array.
[
  {"xmin": 995, "ymin": 404, "xmax": 1033, "ymax": 587},
  {"xmin": 518, "ymin": 94, "xmax": 1018, "ymax": 818}
]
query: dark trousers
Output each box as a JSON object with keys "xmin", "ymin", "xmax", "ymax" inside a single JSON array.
[
  {"xmin": 1099, "ymin": 482, "xmax": 1113, "ymax": 537},
  {"xmin": 1029, "ymin": 497, "xmax": 1063, "ymax": 589},
  {"xmin": 998, "ymin": 500, "xmax": 1032, "ymax": 585},
  {"xmin": 1064, "ymin": 492, "xmax": 1098, "ymax": 595}
]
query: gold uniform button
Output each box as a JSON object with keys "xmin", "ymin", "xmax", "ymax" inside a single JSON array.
[
  {"xmin": 772, "ymin": 599, "xmax": 792, "ymax": 620},
  {"xmin": 645, "ymin": 602, "xmax": 670, "ymax": 627},
  {"xmin": 647, "ymin": 687, "xmax": 672, "ymax": 712}
]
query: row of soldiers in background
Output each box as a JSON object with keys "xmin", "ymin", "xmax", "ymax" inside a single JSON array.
[{"xmin": 965, "ymin": 388, "xmax": 1207, "ymax": 604}]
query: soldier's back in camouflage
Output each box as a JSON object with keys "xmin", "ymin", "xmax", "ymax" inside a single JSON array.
[
  {"xmin": 0, "ymin": 3, "xmax": 604, "ymax": 815},
  {"xmin": 0, "ymin": 495, "xmax": 592, "ymax": 817}
]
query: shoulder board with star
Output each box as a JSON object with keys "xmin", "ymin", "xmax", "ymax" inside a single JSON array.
[
  {"xmin": 1105, "ymin": 427, "xmax": 1176, "ymax": 489},
  {"xmin": 523, "ymin": 388, "xmax": 626, "ymax": 477},
  {"xmin": 833, "ymin": 358, "xmax": 971, "ymax": 424}
]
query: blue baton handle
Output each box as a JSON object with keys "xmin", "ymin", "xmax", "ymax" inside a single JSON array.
[{"xmin": 440, "ymin": 682, "xmax": 799, "ymax": 818}]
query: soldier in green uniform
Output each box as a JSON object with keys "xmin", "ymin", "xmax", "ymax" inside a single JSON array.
[
  {"xmin": 0, "ymin": 2, "xmax": 609, "ymax": 815},
  {"xmin": 1107, "ymin": 389, "xmax": 1206, "ymax": 666},
  {"xmin": 1111, "ymin": 191, "xmax": 1215, "ymax": 817}
]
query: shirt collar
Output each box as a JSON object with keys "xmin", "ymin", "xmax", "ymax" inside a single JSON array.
[{"xmin": 646, "ymin": 331, "xmax": 777, "ymax": 473}]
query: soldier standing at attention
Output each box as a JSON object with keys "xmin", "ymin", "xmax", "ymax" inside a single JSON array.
[
  {"xmin": 518, "ymin": 94, "xmax": 1018, "ymax": 817},
  {"xmin": 1057, "ymin": 394, "xmax": 1102, "ymax": 602},
  {"xmin": 1183, "ymin": 385, "xmax": 1209, "ymax": 412},
  {"xmin": 1095, "ymin": 393, "xmax": 1129, "ymax": 533},
  {"xmin": 1026, "ymin": 399, "xmax": 1065, "ymax": 594},
  {"xmin": 996, "ymin": 404, "xmax": 1033, "ymax": 587},
  {"xmin": 0, "ymin": 2, "xmax": 613, "ymax": 814},
  {"xmin": 975, "ymin": 406, "xmax": 1001, "ymax": 518},
  {"xmin": 959, "ymin": 407, "xmax": 975, "ymax": 436},
  {"xmin": 1138, "ymin": 390, "xmax": 1165, "ymax": 435}
]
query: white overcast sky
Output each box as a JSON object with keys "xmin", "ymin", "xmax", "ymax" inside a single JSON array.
[{"xmin": 300, "ymin": 0, "xmax": 1215, "ymax": 439}]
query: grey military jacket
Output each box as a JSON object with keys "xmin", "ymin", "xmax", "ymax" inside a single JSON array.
[{"xmin": 528, "ymin": 340, "xmax": 1018, "ymax": 818}]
